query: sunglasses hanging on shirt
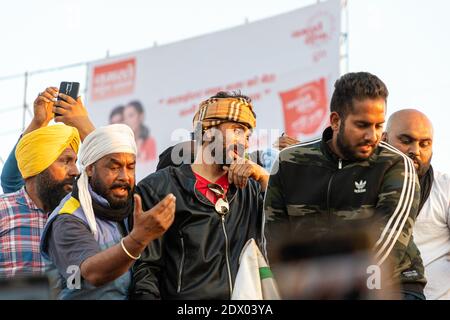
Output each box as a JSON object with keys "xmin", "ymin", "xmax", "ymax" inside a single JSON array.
[{"xmin": 207, "ymin": 183, "xmax": 229, "ymax": 215}]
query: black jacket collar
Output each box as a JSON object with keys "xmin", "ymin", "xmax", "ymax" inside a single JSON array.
[
  {"xmin": 319, "ymin": 126, "xmax": 379, "ymax": 167},
  {"xmin": 320, "ymin": 127, "xmax": 339, "ymax": 162},
  {"xmin": 320, "ymin": 126, "xmax": 351, "ymax": 166}
]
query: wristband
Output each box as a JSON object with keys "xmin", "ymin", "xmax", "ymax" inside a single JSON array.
[{"xmin": 120, "ymin": 238, "xmax": 141, "ymax": 260}]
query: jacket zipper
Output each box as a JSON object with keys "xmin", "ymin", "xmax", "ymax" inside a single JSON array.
[
  {"xmin": 177, "ymin": 231, "xmax": 185, "ymax": 293},
  {"xmin": 193, "ymin": 180, "xmax": 236, "ymax": 298},
  {"xmin": 327, "ymin": 159, "xmax": 343, "ymax": 216},
  {"xmin": 193, "ymin": 181, "xmax": 238, "ymax": 206},
  {"xmin": 221, "ymin": 215, "xmax": 233, "ymax": 298}
]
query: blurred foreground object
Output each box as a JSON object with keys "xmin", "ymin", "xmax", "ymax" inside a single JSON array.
[
  {"xmin": 0, "ymin": 275, "xmax": 51, "ymax": 300},
  {"xmin": 232, "ymin": 238, "xmax": 280, "ymax": 300},
  {"xmin": 269, "ymin": 226, "xmax": 400, "ymax": 299}
]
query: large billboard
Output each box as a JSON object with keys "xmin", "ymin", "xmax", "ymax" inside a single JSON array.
[{"xmin": 86, "ymin": 0, "xmax": 341, "ymax": 180}]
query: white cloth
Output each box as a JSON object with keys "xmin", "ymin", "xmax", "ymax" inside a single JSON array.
[
  {"xmin": 231, "ymin": 238, "xmax": 280, "ymax": 300},
  {"xmin": 77, "ymin": 124, "xmax": 137, "ymax": 238},
  {"xmin": 414, "ymin": 170, "xmax": 450, "ymax": 299}
]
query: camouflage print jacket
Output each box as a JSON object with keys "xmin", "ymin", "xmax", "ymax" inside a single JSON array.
[{"xmin": 264, "ymin": 127, "xmax": 425, "ymax": 293}]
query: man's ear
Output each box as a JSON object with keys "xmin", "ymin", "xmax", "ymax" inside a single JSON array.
[
  {"xmin": 203, "ymin": 127, "xmax": 221, "ymax": 145},
  {"xmin": 86, "ymin": 164, "xmax": 95, "ymax": 178},
  {"xmin": 330, "ymin": 112, "xmax": 341, "ymax": 133},
  {"xmin": 381, "ymin": 132, "xmax": 388, "ymax": 142},
  {"xmin": 203, "ymin": 128, "xmax": 213, "ymax": 141}
]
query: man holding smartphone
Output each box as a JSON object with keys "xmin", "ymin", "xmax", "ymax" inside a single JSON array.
[
  {"xmin": 0, "ymin": 84, "xmax": 96, "ymax": 280},
  {"xmin": 1, "ymin": 85, "xmax": 95, "ymax": 193}
]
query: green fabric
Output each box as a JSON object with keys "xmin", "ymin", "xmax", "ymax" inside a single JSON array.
[{"xmin": 259, "ymin": 267, "xmax": 273, "ymax": 280}]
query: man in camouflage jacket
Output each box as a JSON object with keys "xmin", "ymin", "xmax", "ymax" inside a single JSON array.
[{"xmin": 264, "ymin": 72, "xmax": 425, "ymax": 299}]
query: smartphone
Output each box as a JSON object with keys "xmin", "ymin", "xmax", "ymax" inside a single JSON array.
[{"xmin": 55, "ymin": 81, "xmax": 80, "ymax": 117}]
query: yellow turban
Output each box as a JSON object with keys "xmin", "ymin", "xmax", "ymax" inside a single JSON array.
[{"xmin": 15, "ymin": 125, "xmax": 81, "ymax": 179}]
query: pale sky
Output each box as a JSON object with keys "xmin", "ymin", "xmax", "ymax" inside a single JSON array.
[{"xmin": 1, "ymin": 0, "xmax": 449, "ymax": 187}]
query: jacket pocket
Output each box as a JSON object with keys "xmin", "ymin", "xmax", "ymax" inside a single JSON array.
[{"xmin": 177, "ymin": 232, "xmax": 185, "ymax": 293}]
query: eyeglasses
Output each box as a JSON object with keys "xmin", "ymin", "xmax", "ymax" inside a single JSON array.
[{"xmin": 207, "ymin": 183, "xmax": 229, "ymax": 215}]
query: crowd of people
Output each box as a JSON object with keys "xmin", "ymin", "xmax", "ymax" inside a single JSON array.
[{"xmin": 0, "ymin": 72, "xmax": 449, "ymax": 300}]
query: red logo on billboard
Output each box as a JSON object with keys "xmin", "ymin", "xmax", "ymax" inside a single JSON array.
[
  {"xmin": 291, "ymin": 11, "xmax": 336, "ymax": 47},
  {"xmin": 279, "ymin": 78, "xmax": 328, "ymax": 137},
  {"xmin": 91, "ymin": 58, "xmax": 136, "ymax": 101}
]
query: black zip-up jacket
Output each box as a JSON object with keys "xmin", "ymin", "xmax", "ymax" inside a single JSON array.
[
  {"xmin": 264, "ymin": 127, "xmax": 426, "ymax": 294},
  {"xmin": 131, "ymin": 164, "xmax": 265, "ymax": 300}
]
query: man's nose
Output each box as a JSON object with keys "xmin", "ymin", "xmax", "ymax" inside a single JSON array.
[
  {"xmin": 364, "ymin": 127, "xmax": 378, "ymax": 143},
  {"xmin": 69, "ymin": 164, "xmax": 79, "ymax": 177},
  {"xmin": 117, "ymin": 167, "xmax": 131, "ymax": 183},
  {"xmin": 408, "ymin": 142, "xmax": 420, "ymax": 156}
]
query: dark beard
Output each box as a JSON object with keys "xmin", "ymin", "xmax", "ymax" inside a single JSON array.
[
  {"xmin": 36, "ymin": 170, "xmax": 74, "ymax": 213},
  {"xmin": 336, "ymin": 122, "xmax": 375, "ymax": 161},
  {"xmin": 90, "ymin": 175, "xmax": 134, "ymax": 209},
  {"xmin": 218, "ymin": 144, "xmax": 245, "ymax": 167},
  {"xmin": 408, "ymin": 153, "xmax": 432, "ymax": 178},
  {"xmin": 207, "ymin": 135, "xmax": 245, "ymax": 166},
  {"xmin": 417, "ymin": 161, "xmax": 431, "ymax": 178}
]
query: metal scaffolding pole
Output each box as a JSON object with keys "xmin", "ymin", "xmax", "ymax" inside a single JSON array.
[
  {"xmin": 341, "ymin": 0, "xmax": 350, "ymax": 74},
  {"xmin": 22, "ymin": 72, "xmax": 28, "ymax": 131}
]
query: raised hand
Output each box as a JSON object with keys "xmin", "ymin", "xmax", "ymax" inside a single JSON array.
[
  {"xmin": 130, "ymin": 193, "xmax": 176, "ymax": 245},
  {"xmin": 223, "ymin": 157, "xmax": 269, "ymax": 190},
  {"xmin": 273, "ymin": 134, "xmax": 300, "ymax": 151},
  {"xmin": 23, "ymin": 87, "xmax": 58, "ymax": 135},
  {"xmin": 53, "ymin": 93, "xmax": 95, "ymax": 141}
]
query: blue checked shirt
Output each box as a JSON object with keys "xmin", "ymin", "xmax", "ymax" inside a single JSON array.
[{"xmin": 0, "ymin": 187, "xmax": 48, "ymax": 278}]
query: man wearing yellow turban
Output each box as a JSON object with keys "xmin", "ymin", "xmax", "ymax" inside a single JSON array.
[
  {"xmin": 0, "ymin": 124, "xmax": 80, "ymax": 279},
  {"xmin": 1, "ymin": 86, "xmax": 95, "ymax": 193}
]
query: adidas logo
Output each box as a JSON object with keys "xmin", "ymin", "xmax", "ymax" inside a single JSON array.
[
  {"xmin": 354, "ymin": 180, "xmax": 367, "ymax": 193},
  {"xmin": 402, "ymin": 270, "xmax": 419, "ymax": 278}
]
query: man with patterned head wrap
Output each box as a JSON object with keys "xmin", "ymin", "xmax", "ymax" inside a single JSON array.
[
  {"xmin": 41, "ymin": 124, "xmax": 175, "ymax": 300},
  {"xmin": 132, "ymin": 91, "xmax": 269, "ymax": 300},
  {"xmin": 0, "ymin": 124, "xmax": 80, "ymax": 279}
]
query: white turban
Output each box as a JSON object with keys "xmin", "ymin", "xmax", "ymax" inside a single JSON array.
[{"xmin": 77, "ymin": 124, "xmax": 137, "ymax": 238}]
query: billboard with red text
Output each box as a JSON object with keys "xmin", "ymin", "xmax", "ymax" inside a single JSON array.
[{"xmin": 86, "ymin": 0, "xmax": 340, "ymax": 179}]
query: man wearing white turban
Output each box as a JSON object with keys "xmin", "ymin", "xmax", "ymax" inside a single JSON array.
[{"xmin": 41, "ymin": 124, "xmax": 175, "ymax": 300}]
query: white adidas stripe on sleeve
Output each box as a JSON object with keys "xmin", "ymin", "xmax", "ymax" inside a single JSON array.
[{"xmin": 374, "ymin": 141, "xmax": 416, "ymax": 265}]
